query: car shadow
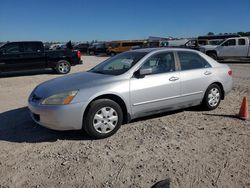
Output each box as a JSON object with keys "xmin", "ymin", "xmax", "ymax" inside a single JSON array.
[
  {"xmin": 0, "ymin": 69, "xmax": 57, "ymax": 78},
  {"xmin": 202, "ymin": 113, "xmax": 239, "ymax": 119},
  {"xmin": 0, "ymin": 107, "xmax": 91, "ymax": 143},
  {"xmin": 3, "ymin": 105, "xmax": 236, "ymax": 144},
  {"xmin": 130, "ymin": 109, "xmax": 183, "ymax": 123},
  {"xmin": 0, "ymin": 106, "xmax": 185, "ymax": 143}
]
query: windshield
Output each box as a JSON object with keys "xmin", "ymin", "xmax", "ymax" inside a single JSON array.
[{"xmin": 89, "ymin": 51, "xmax": 147, "ymax": 75}]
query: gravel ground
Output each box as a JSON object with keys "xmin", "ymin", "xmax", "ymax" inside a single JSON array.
[{"xmin": 0, "ymin": 56, "xmax": 249, "ymax": 188}]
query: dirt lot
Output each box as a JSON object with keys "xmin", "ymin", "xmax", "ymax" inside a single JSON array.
[{"xmin": 0, "ymin": 56, "xmax": 249, "ymax": 188}]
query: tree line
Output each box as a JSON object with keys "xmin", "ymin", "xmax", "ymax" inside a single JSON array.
[{"xmin": 207, "ymin": 31, "xmax": 250, "ymax": 36}]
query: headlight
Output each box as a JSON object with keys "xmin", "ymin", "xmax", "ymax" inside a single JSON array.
[{"xmin": 41, "ymin": 90, "xmax": 78, "ymax": 105}]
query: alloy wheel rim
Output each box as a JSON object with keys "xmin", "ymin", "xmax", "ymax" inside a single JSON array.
[
  {"xmin": 208, "ymin": 88, "xmax": 220, "ymax": 107},
  {"xmin": 93, "ymin": 107, "xmax": 118, "ymax": 134},
  {"xmin": 59, "ymin": 63, "xmax": 69, "ymax": 73}
]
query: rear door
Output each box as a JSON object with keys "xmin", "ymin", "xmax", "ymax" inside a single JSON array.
[
  {"xmin": 177, "ymin": 51, "xmax": 213, "ymax": 105},
  {"xmin": 0, "ymin": 42, "xmax": 23, "ymax": 71},
  {"xmin": 235, "ymin": 38, "xmax": 249, "ymax": 57},
  {"xmin": 19, "ymin": 42, "xmax": 46, "ymax": 69}
]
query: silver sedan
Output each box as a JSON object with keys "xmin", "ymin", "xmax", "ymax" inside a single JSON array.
[{"xmin": 28, "ymin": 48, "xmax": 233, "ymax": 138}]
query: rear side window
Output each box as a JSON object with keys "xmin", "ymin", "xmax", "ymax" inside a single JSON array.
[
  {"xmin": 23, "ymin": 42, "xmax": 43, "ymax": 52},
  {"xmin": 238, "ymin": 39, "xmax": 246, "ymax": 45},
  {"xmin": 178, "ymin": 51, "xmax": 211, "ymax": 71},
  {"xmin": 0, "ymin": 43, "xmax": 20, "ymax": 54}
]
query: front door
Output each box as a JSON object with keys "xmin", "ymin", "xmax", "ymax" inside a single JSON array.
[
  {"xmin": 130, "ymin": 51, "xmax": 181, "ymax": 118},
  {"xmin": 217, "ymin": 39, "xmax": 236, "ymax": 57}
]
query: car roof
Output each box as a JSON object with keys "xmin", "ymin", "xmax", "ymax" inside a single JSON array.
[{"xmin": 132, "ymin": 47, "xmax": 198, "ymax": 53}]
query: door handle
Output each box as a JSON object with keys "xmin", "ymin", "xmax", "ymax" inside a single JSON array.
[
  {"xmin": 169, "ymin": 76, "xmax": 179, "ymax": 81},
  {"xmin": 204, "ymin": 71, "xmax": 212, "ymax": 75}
]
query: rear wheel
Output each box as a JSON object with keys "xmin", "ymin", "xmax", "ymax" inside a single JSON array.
[
  {"xmin": 203, "ymin": 84, "xmax": 222, "ymax": 110},
  {"xmin": 55, "ymin": 60, "xmax": 71, "ymax": 74},
  {"xmin": 83, "ymin": 99, "xmax": 123, "ymax": 139}
]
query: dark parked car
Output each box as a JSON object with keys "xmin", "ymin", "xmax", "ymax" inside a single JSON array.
[
  {"xmin": 74, "ymin": 43, "xmax": 90, "ymax": 53},
  {"xmin": 88, "ymin": 42, "xmax": 107, "ymax": 55},
  {"xmin": 0, "ymin": 41, "xmax": 82, "ymax": 74}
]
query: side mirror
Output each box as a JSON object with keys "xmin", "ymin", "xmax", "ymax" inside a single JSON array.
[
  {"xmin": 134, "ymin": 67, "xmax": 153, "ymax": 78},
  {"xmin": 140, "ymin": 68, "xmax": 153, "ymax": 76}
]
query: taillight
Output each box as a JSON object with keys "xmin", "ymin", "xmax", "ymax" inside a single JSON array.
[
  {"xmin": 77, "ymin": 50, "xmax": 81, "ymax": 59},
  {"xmin": 228, "ymin": 69, "xmax": 232, "ymax": 76}
]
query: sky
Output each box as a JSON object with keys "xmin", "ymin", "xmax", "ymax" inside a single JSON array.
[{"xmin": 0, "ymin": 0, "xmax": 250, "ymax": 42}]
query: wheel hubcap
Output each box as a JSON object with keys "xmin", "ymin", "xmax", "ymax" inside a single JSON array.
[
  {"xmin": 59, "ymin": 63, "xmax": 69, "ymax": 73},
  {"xmin": 208, "ymin": 88, "xmax": 220, "ymax": 107},
  {"xmin": 93, "ymin": 107, "xmax": 118, "ymax": 134}
]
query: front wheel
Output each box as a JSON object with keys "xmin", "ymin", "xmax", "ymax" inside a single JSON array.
[
  {"xmin": 83, "ymin": 99, "xmax": 123, "ymax": 139},
  {"xmin": 55, "ymin": 60, "xmax": 71, "ymax": 74},
  {"xmin": 203, "ymin": 84, "xmax": 222, "ymax": 110}
]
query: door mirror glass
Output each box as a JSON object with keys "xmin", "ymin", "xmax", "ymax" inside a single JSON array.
[{"xmin": 139, "ymin": 67, "xmax": 153, "ymax": 76}]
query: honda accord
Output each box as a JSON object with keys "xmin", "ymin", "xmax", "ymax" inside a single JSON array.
[{"xmin": 28, "ymin": 48, "xmax": 232, "ymax": 138}]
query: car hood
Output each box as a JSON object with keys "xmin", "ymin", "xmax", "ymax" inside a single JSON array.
[{"xmin": 33, "ymin": 72, "xmax": 113, "ymax": 98}]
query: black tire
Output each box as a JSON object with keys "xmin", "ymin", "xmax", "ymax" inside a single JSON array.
[
  {"xmin": 203, "ymin": 84, "xmax": 222, "ymax": 110},
  {"xmin": 207, "ymin": 52, "xmax": 217, "ymax": 60},
  {"xmin": 55, "ymin": 60, "xmax": 71, "ymax": 74},
  {"xmin": 83, "ymin": 99, "xmax": 123, "ymax": 139}
]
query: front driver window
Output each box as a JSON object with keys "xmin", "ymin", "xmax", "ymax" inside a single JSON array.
[{"xmin": 140, "ymin": 52, "xmax": 175, "ymax": 74}]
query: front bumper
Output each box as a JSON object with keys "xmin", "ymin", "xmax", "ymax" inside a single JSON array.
[{"xmin": 28, "ymin": 101, "xmax": 87, "ymax": 131}]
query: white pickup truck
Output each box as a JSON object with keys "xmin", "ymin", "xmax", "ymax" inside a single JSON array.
[{"xmin": 199, "ymin": 37, "xmax": 250, "ymax": 61}]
